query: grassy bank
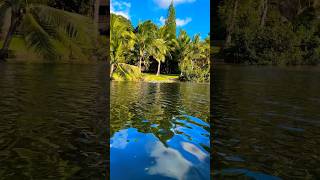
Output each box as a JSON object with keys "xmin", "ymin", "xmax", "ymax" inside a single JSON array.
[
  {"xmin": 112, "ymin": 72, "xmax": 179, "ymax": 83},
  {"xmin": 0, "ymin": 37, "xmax": 40, "ymax": 62},
  {"xmin": 142, "ymin": 73, "xmax": 179, "ymax": 82}
]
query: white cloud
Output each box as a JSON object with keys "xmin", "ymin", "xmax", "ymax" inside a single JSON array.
[
  {"xmin": 110, "ymin": 129, "xmax": 129, "ymax": 149},
  {"xmin": 111, "ymin": 0, "xmax": 131, "ymax": 19},
  {"xmin": 159, "ymin": 16, "xmax": 192, "ymax": 27},
  {"xmin": 154, "ymin": 0, "xmax": 196, "ymax": 8},
  {"xmin": 176, "ymin": 17, "xmax": 192, "ymax": 26},
  {"xmin": 147, "ymin": 141, "xmax": 191, "ymax": 180},
  {"xmin": 159, "ymin": 16, "xmax": 166, "ymax": 25}
]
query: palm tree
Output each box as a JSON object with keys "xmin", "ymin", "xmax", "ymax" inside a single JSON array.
[
  {"xmin": 134, "ymin": 21, "xmax": 157, "ymax": 72},
  {"xmin": 173, "ymin": 30, "xmax": 192, "ymax": 76},
  {"xmin": 134, "ymin": 33, "xmax": 149, "ymax": 72},
  {"xmin": 0, "ymin": 0, "xmax": 93, "ymax": 61},
  {"xmin": 158, "ymin": 25, "xmax": 175, "ymax": 73},
  {"xmin": 110, "ymin": 13, "xmax": 135, "ymax": 76},
  {"xmin": 151, "ymin": 38, "xmax": 170, "ymax": 76}
]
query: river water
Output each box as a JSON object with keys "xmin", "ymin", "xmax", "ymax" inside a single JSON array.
[
  {"xmin": 214, "ymin": 65, "xmax": 320, "ymax": 179},
  {"xmin": 111, "ymin": 81, "xmax": 210, "ymax": 180},
  {"xmin": 0, "ymin": 63, "xmax": 108, "ymax": 179}
]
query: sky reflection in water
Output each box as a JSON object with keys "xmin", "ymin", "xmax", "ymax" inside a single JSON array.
[
  {"xmin": 111, "ymin": 117, "xmax": 210, "ymax": 180},
  {"xmin": 111, "ymin": 82, "xmax": 210, "ymax": 180}
]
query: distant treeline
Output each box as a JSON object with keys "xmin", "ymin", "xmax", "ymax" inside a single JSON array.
[{"xmin": 215, "ymin": 0, "xmax": 320, "ymax": 65}]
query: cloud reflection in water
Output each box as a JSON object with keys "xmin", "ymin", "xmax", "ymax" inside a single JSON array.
[{"xmin": 110, "ymin": 115, "xmax": 210, "ymax": 180}]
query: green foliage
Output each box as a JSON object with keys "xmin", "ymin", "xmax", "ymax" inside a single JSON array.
[
  {"xmin": 165, "ymin": 1, "xmax": 176, "ymax": 40},
  {"xmin": 219, "ymin": 0, "xmax": 320, "ymax": 65},
  {"xmin": 174, "ymin": 31, "xmax": 210, "ymax": 81},
  {"xmin": 110, "ymin": 13, "xmax": 135, "ymax": 65},
  {"xmin": 110, "ymin": 1, "xmax": 209, "ymax": 82},
  {"xmin": 0, "ymin": 0, "xmax": 94, "ymax": 61},
  {"xmin": 113, "ymin": 63, "xmax": 142, "ymax": 81}
]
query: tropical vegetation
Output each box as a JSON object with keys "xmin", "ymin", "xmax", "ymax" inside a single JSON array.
[
  {"xmin": 215, "ymin": 0, "xmax": 320, "ymax": 65},
  {"xmin": 110, "ymin": 1, "xmax": 210, "ymax": 82},
  {"xmin": 0, "ymin": 0, "xmax": 101, "ymax": 62}
]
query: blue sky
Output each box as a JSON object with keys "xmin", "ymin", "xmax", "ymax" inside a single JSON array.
[{"xmin": 110, "ymin": 0, "xmax": 210, "ymax": 39}]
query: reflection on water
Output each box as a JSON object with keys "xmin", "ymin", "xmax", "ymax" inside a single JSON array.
[
  {"xmin": 0, "ymin": 63, "xmax": 107, "ymax": 179},
  {"xmin": 214, "ymin": 65, "xmax": 320, "ymax": 179},
  {"xmin": 111, "ymin": 82, "xmax": 210, "ymax": 180}
]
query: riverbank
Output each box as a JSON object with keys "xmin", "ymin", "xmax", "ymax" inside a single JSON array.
[{"xmin": 112, "ymin": 73, "xmax": 179, "ymax": 83}]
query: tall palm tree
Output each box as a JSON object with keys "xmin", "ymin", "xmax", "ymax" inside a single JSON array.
[
  {"xmin": 134, "ymin": 33, "xmax": 149, "ymax": 72},
  {"xmin": 134, "ymin": 20, "xmax": 157, "ymax": 72},
  {"xmin": 110, "ymin": 13, "xmax": 135, "ymax": 76},
  {"xmin": 0, "ymin": 0, "xmax": 93, "ymax": 61},
  {"xmin": 151, "ymin": 38, "xmax": 170, "ymax": 76},
  {"xmin": 173, "ymin": 30, "xmax": 192, "ymax": 76},
  {"xmin": 158, "ymin": 25, "xmax": 175, "ymax": 73}
]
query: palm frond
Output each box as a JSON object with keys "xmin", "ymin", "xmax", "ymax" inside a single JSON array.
[
  {"xmin": 29, "ymin": 5, "xmax": 95, "ymax": 47},
  {"xmin": 29, "ymin": 11, "xmax": 88, "ymax": 59},
  {"xmin": 21, "ymin": 13, "xmax": 58, "ymax": 60}
]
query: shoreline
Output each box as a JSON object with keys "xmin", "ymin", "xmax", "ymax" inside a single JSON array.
[
  {"xmin": 111, "ymin": 73, "xmax": 210, "ymax": 83},
  {"xmin": 112, "ymin": 73, "xmax": 180, "ymax": 83}
]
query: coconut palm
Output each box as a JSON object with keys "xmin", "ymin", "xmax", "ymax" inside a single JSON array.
[
  {"xmin": 134, "ymin": 21, "xmax": 157, "ymax": 72},
  {"xmin": 151, "ymin": 38, "xmax": 170, "ymax": 76},
  {"xmin": 110, "ymin": 13, "xmax": 135, "ymax": 76},
  {"xmin": 173, "ymin": 30, "xmax": 208, "ymax": 80},
  {"xmin": 0, "ymin": 0, "xmax": 93, "ymax": 61},
  {"xmin": 173, "ymin": 30, "xmax": 192, "ymax": 76},
  {"xmin": 188, "ymin": 35, "xmax": 210, "ymax": 81}
]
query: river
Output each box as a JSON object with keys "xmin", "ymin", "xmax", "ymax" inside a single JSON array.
[
  {"xmin": 111, "ymin": 81, "xmax": 210, "ymax": 180},
  {"xmin": 214, "ymin": 65, "xmax": 320, "ymax": 179},
  {"xmin": 0, "ymin": 63, "xmax": 108, "ymax": 179}
]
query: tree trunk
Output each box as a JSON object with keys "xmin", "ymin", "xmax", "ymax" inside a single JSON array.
[
  {"xmin": 110, "ymin": 63, "xmax": 114, "ymax": 77},
  {"xmin": 260, "ymin": 0, "xmax": 268, "ymax": 28},
  {"xmin": 157, "ymin": 61, "xmax": 161, "ymax": 76},
  {"xmin": 139, "ymin": 56, "xmax": 143, "ymax": 72},
  {"xmin": 225, "ymin": 0, "xmax": 238, "ymax": 47},
  {"xmin": 0, "ymin": 14, "xmax": 17, "ymax": 61}
]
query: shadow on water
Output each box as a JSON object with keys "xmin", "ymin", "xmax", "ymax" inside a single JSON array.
[
  {"xmin": 213, "ymin": 65, "xmax": 320, "ymax": 179},
  {"xmin": 111, "ymin": 82, "xmax": 210, "ymax": 180},
  {"xmin": 0, "ymin": 63, "xmax": 107, "ymax": 179}
]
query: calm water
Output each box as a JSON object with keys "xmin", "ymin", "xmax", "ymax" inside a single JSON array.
[
  {"xmin": 0, "ymin": 63, "xmax": 107, "ymax": 179},
  {"xmin": 214, "ymin": 65, "xmax": 320, "ymax": 179},
  {"xmin": 111, "ymin": 82, "xmax": 210, "ymax": 180}
]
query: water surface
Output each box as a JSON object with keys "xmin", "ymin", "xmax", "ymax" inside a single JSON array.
[
  {"xmin": 111, "ymin": 81, "xmax": 210, "ymax": 180},
  {"xmin": 0, "ymin": 63, "xmax": 107, "ymax": 179},
  {"xmin": 214, "ymin": 65, "xmax": 320, "ymax": 179}
]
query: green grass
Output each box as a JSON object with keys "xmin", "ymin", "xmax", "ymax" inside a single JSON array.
[
  {"xmin": 0, "ymin": 37, "xmax": 41, "ymax": 62},
  {"xmin": 142, "ymin": 73, "xmax": 179, "ymax": 82},
  {"xmin": 0, "ymin": 37, "xmax": 27, "ymax": 51}
]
